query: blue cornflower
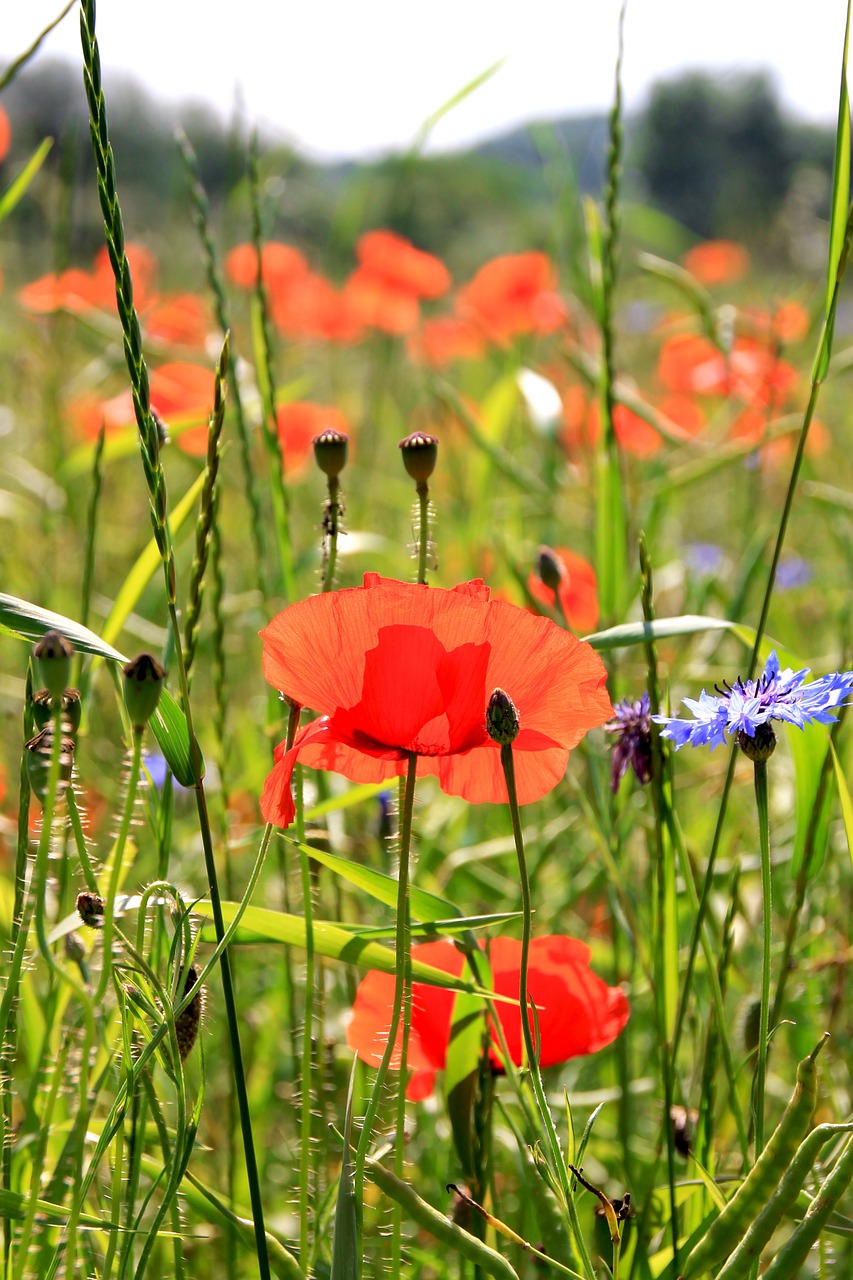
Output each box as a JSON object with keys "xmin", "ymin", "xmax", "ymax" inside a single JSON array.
[
  {"xmin": 605, "ymin": 692, "xmax": 653, "ymax": 792},
  {"xmin": 653, "ymin": 650, "xmax": 853, "ymax": 757}
]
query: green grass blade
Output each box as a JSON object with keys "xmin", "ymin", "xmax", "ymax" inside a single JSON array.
[
  {"xmin": 330, "ymin": 1060, "xmax": 359, "ymax": 1280},
  {"xmin": 583, "ymin": 614, "xmax": 739, "ymax": 651},
  {"xmin": 0, "ymin": 139, "xmax": 54, "ymax": 223},
  {"xmin": 815, "ymin": 0, "xmax": 852, "ymax": 383},
  {"xmin": 829, "ymin": 740, "xmax": 853, "ymax": 875},
  {"xmin": 0, "ymin": 592, "xmax": 126, "ymax": 661}
]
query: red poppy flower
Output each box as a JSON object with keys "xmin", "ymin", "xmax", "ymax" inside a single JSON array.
[
  {"xmin": 276, "ymin": 401, "xmax": 350, "ymax": 476},
  {"xmin": 145, "ymin": 293, "xmax": 211, "ymax": 348},
  {"xmin": 356, "ymin": 230, "xmax": 451, "ymax": 299},
  {"xmin": 18, "ymin": 269, "xmax": 100, "ymax": 314},
  {"xmin": 70, "ymin": 361, "xmax": 214, "ymax": 456},
  {"xmin": 527, "ymin": 547, "xmax": 600, "ymax": 633},
  {"xmin": 260, "ymin": 575, "xmax": 611, "ymax": 828},
  {"xmin": 410, "ymin": 316, "xmax": 487, "ymax": 366},
  {"xmin": 456, "ymin": 253, "xmax": 566, "ymax": 345},
  {"xmin": 658, "ymin": 333, "xmax": 797, "ymax": 409},
  {"xmin": 682, "ymin": 239, "xmax": 750, "ymax": 286},
  {"xmin": 347, "ymin": 935, "xmax": 630, "ymax": 1100}
]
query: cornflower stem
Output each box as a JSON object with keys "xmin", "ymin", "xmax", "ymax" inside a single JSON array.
[
  {"xmin": 323, "ymin": 475, "xmax": 341, "ymax": 593},
  {"xmin": 354, "ymin": 752, "xmax": 418, "ymax": 1261},
  {"xmin": 93, "ymin": 728, "xmax": 143, "ymax": 1004},
  {"xmin": 752, "ymin": 759, "xmax": 772, "ymax": 1156},
  {"xmin": 499, "ymin": 742, "xmax": 597, "ymax": 1280},
  {"xmin": 417, "ymin": 483, "xmax": 430, "ymax": 585}
]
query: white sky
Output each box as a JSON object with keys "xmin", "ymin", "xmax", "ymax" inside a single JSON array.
[{"xmin": 1, "ymin": 2, "xmax": 850, "ymax": 160}]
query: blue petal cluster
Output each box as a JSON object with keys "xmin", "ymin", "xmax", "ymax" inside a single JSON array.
[{"xmin": 653, "ymin": 650, "xmax": 853, "ymax": 751}]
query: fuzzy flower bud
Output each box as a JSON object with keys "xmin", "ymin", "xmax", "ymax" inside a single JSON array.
[
  {"xmin": 33, "ymin": 631, "xmax": 74, "ymax": 706},
  {"xmin": 486, "ymin": 688, "xmax": 520, "ymax": 746},
  {"xmin": 64, "ymin": 930, "xmax": 87, "ymax": 964},
  {"xmin": 175, "ymin": 965, "xmax": 204, "ymax": 1062},
  {"xmin": 122, "ymin": 653, "xmax": 166, "ymax": 729},
  {"xmin": 313, "ymin": 429, "xmax": 349, "ymax": 479},
  {"xmin": 76, "ymin": 890, "xmax": 105, "ymax": 928},
  {"xmin": 737, "ymin": 722, "xmax": 777, "ymax": 763},
  {"xmin": 398, "ymin": 431, "xmax": 438, "ymax": 486},
  {"xmin": 25, "ymin": 727, "xmax": 75, "ymax": 800},
  {"xmin": 536, "ymin": 546, "xmax": 566, "ymax": 593}
]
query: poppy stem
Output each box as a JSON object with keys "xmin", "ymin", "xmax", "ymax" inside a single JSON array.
[
  {"xmin": 323, "ymin": 475, "xmax": 341, "ymax": 592},
  {"xmin": 499, "ymin": 743, "xmax": 597, "ymax": 1280},
  {"xmin": 417, "ymin": 483, "xmax": 430, "ymax": 585},
  {"xmin": 752, "ymin": 759, "xmax": 772, "ymax": 1156},
  {"xmin": 354, "ymin": 751, "xmax": 417, "ymax": 1260}
]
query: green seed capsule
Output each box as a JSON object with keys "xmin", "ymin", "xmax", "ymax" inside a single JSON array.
[
  {"xmin": 760, "ymin": 1127, "xmax": 853, "ymax": 1280},
  {"xmin": 715, "ymin": 1121, "xmax": 853, "ymax": 1280},
  {"xmin": 681, "ymin": 1036, "xmax": 826, "ymax": 1279}
]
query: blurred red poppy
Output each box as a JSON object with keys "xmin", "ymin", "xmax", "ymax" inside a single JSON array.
[
  {"xmin": 276, "ymin": 401, "xmax": 350, "ymax": 475},
  {"xmin": 18, "ymin": 269, "xmax": 100, "ymax": 314},
  {"xmin": 225, "ymin": 241, "xmax": 310, "ymax": 293},
  {"xmin": 271, "ymin": 271, "xmax": 364, "ymax": 343},
  {"xmin": 682, "ymin": 240, "xmax": 750, "ymax": 286},
  {"xmin": 357, "ymin": 229, "xmax": 450, "ymax": 299},
  {"xmin": 560, "ymin": 389, "xmax": 663, "ymax": 459},
  {"xmin": 343, "ymin": 267, "xmax": 421, "ymax": 334},
  {"xmin": 70, "ymin": 361, "xmax": 214, "ymax": 456},
  {"xmin": 347, "ymin": 935, "xmax": 630, "ymax": 1100},
  {"xmin": 260, "ymin": 575, "xmax": 611, "ymax": 827},
  {"xmin": 456, "ymin": 253, "xmax": 566, "ymax": 344},
  {"xmin": 410, "ymin": 316, "xmax": 487, "ymax": 367},
  {"xmin": 527, "ymin": 547, "xmax": 600, "ymax": 633},
  {"xmin": 658, "ymin": 333, "xmax": 797, "ymax": 408},
  {"xmin": 145, "ymin": 293, "xmax": 211, "ymax": 348},
  {"xmin": 91, "ymin": 243, "xmax": 158, "ymax": 312},
  {"xmin": 0, "ymin": 106, "xmax": 11, "ymax": 164}
]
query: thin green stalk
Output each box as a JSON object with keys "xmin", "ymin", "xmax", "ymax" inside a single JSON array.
[
  {"xmin": 177, "ymin": 129, "xmax": 269, "ymax": 596},
  {"xmin": 392, "ymin": 773, "xmax": 414, "ymax": 1277},
  {"xmin": 354, "ymin": 752, "xmax": 418, "ymax": 1266},
  {"xmin": 322, "ymin": 475, "xmax": 341, "ymax": 593},
  {"xmin": 64, "ymin": 786, "xmax": 100, "ymax": 893},
  {"xmin": 499, "ymin": 742, "xmax": 596, "ymax": 1280},
  {"xmin": 248, "ymin": 133, "xmax": 296, "ymax": 602},
  {"xmin": 94, "ymin": 728, "xmax": 143, "ymax": 1004},
  {"xmin": 752, "ymin": 759, "xmax": 772, "ymax": 1156},
  {"xmin": 289, "ymin": 702, "xmax": 315, "ymax": 1268},
  {"xmin": 80, "ymin": 420, "xmax": 105, "ymax": 633}
]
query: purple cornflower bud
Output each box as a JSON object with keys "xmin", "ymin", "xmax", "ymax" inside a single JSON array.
[
  {"xmin": 653, "ymin": 651, "xmax": 853, "ymax": 753},
  {"xmin": 604, "ymin": 693, "xmax": 653, "ymax": 792}
]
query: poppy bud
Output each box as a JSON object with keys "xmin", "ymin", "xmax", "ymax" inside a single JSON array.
[
  {"xmin": 486, "ymin": 688, "xmax": 520, "ymax": 746},
  {"xmin": 175, "ymin": 965, "xmax": 203, "ymax": 1062},
  {"xmin": 33, "ymin": 631, "xmax": 74, "ymax": 706},
  {"xmin": 313, "ymin": 429, "xmax": 349, "ymax": 479},
  {"xmin": 122, "ymin": 653, "xmax": 166, "ymax": 729},
  {"xmin": 25, "ymin": 727, "xmax": 75, "ymax": 800},
  {"xmin": 536, "ymin": 546, "xmax": 565, "ymax": 593},
  {"xmin": 77, "ymin": 890, "xmax": 105, "ymax": 928},
  {"xmin": 398, "ymin": 431, "xmax": 438, "ymax": 485},
  {"xmin": 64, "ymin": 930, "xmax": 86, "ymax": 964},
  {"xmin": 737, "ymin": 723, "xmax": 777, "ymax": 763}
]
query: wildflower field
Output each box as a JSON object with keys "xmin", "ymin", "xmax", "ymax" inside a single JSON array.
[{"xmin": 4, "ymin": 4, "xmax": 853, "ymax": 1279}]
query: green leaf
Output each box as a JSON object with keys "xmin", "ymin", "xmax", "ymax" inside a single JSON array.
[
  {"xmin": 445, "ymin": 952, "xmax": 489, "ymax": 1178},
  {"xmin": 0, "ymin": 138, "xmax": 53, "ymax": 222},
  {"xmin": 303, "ymin": 781, "xmax": 388, "ymax": 820},
  {"xmin": 582, "ymin": 614, "xmax": 739, "ymax": 651},
  {"xmin": 193, "ymin": 900, "xmax": 491, "ymax": 994},
  {"xmin": 830, "ymin": 739, "xmax": 853, "ymax": 878},
  {"xmin": 412, "ymin": 60, "xmax": 505, "ymax": 152},
  {"xmin": 815, "ymin": 0, "xmax": 852, "ymax": 382},
  {"xmin": 284, "ymin": 836, "xmax": 461, "ymax": 922},
  {"xmin": 101, "ymin": 469, "xmax": 207, "ymax": 648},
  {"xmin": 0, "ymin": 591, "xmax": 126, "ymax": 662},
  {"xmin": 151, "ymin": 688, "xmax": 199, "ymax": 787}
]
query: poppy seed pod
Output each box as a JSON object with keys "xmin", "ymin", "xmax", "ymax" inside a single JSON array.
[
  {"xmin": 122, "ymin": 653, "xmax": 166, "ymax": 728},
  {"xmin": 398, "ymin": 431, "xmax": 438, "ymax": 485},
  {"xmin": 486, "ymin": 688, "xmax": 520, "ymax": 746},
  {"xmin": 33, "ymin": 630, "xmax": 74, "ymax": 705},
  {"xmin": 313, "ymin": 428, "xmax": 348, "ymax": 479},
  {"xmin": 536, "ymin": 546, "xmax": 566, "ymax": 593}
]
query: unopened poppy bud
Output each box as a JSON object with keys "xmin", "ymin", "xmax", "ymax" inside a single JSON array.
[
  {"xmin": 64, "ymin": 930, "xmax": 86, "ymax": 964},
  {"xmin": 25, "ymin": 727, "xmax": 75, "ymax": 800},
  {"xmin": 737, "ymin": 723, "xmax": 777, "ymax": 763},
  {"xmin": 122, "ymin": 653, "xmax": 166, "ymax": 728},
  {"xmin": 536, "ymin": 546, "xmax": 565, "ymax": 592},
  {"xmin": 175, "ymin": 965, "xmax": 204, "ymax": 1062},
  {"xmin": 398, "ymin": 431, "xmax": 438, "ymax": 485},
  {"xmin": 486, "ymin": 688, "xmax": 520, "ymax": 746},
  {"xmin": 313, "ymin": 429, "xmax": 349, "ymax": 479},
  {"xmin": 33, "ymin": 631, "xmax": 74, "ymax": 705},
  {"xmin": 77, "ymin": 890, "xmax": 105, "ymax": 928}
]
